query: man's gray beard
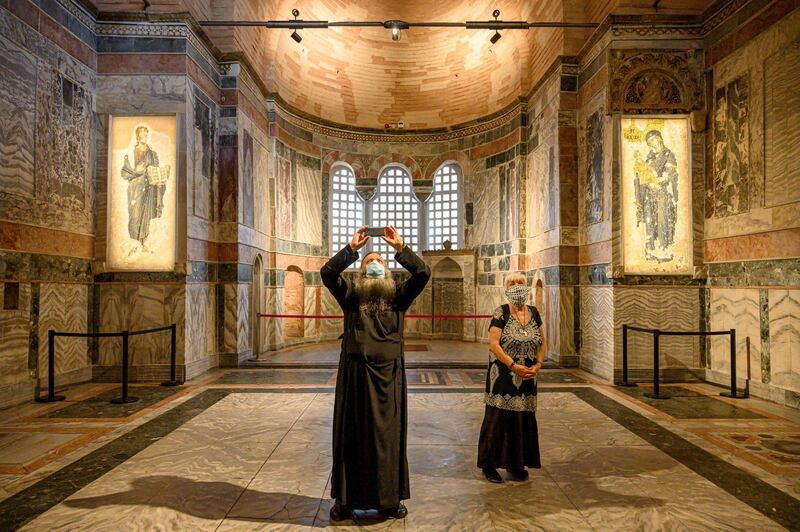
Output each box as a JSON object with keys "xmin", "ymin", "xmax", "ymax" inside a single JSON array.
[{"xmin": 355, "ymin": 275, "xmax": 396, "ymax": 315}]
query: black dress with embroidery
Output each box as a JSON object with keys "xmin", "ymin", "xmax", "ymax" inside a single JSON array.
[{"xmin": 477, "ymin": 304, "xmax": 543, "ymax": 470}]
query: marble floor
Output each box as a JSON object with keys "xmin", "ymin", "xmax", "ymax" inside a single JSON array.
[
  {"xmin": 251, "ymin": 340, "xmax": 490, "ymax": 367},
  {"xmin": 1, "ymin": 369, "xmax": 799, "ymax": 531}
]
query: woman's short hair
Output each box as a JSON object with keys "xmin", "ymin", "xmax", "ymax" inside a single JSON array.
[{"xmin": 504, "ymin": 272, "xmax": 526, "ymax": 289}]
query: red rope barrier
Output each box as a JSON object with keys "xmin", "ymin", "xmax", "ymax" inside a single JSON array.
[{"xmin": 258, "ymin": 313, "xmax": 493, "ymax": 319}]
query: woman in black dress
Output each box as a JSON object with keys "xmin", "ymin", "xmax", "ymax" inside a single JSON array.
[{"xmin": 478, "ymin": 272, "xmax": 546, "ymax": 482}]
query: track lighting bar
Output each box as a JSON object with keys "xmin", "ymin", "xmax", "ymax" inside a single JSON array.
[{"xmin": 198, "ymin": 20, "xmax": 599, "ymax": 29}]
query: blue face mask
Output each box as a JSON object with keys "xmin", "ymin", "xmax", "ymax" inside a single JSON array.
[{"xmin": 365, "ymin": 261, "xmax": 385, "ymax": 278}]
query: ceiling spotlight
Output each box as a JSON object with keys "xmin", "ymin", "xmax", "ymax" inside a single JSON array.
[
  {"xmin": 489, "ymin": 9, "xmax": 502, "ymax": 44},
  {"xmin": 290, "ymin": 9, "xmax": 302, "ymax": 43},
  {"xmin": 384, "ymin": 20, "xmax": 409, "ymax": 42}
]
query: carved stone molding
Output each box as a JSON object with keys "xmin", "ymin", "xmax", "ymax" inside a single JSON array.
[{"xmin": 607, "ymin": 49, "xmax": 703, "ymax": 114}]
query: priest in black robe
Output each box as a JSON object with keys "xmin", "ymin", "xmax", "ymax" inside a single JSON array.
[{"xmin": 321, "ymin": 225, "xmax": 431, "ymax": 521}]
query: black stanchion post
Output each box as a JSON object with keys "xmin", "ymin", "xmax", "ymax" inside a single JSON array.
[
  {"xmin": 112, "ymin": 330, "xmax": 138, "ymax": 404},
  {"xmin": 36, "ymin": 330, "xmax": 65, "ymax": 403},
  {"xmin": 161, "ymin": 324, "xmax": 180, "ymax": 387},
  {"xmin": 644, "ymin": 329, "xmax": 667, "ymax": 400},
  {"xmin": 745, "ymin": 336, "xmax": 751, "ymax": 397},
  {"xmin": 721, "ymin": 328, "xmax": 746, "ymax": 399},
  {"xmin": 616, "ymin": 324, "xmax": 637, "ymax": 387}
]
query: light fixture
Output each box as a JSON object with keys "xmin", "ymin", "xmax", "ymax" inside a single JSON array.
[
  {"xmin": 489, "ymin": 9, "xmax": 501, "ymax": 44},
  {"xmin": 384, "ymin": 20, "xmax": 409, "ymax": 42},
  {"xmin": 290, "ymin": 9, "xmax": 302, "ymax": 43},
  {"xmin": 200, "ymin": 13, "xmax": 599, "ymax": 32}
]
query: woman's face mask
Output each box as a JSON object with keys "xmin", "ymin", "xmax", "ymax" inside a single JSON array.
[
  {"xmin": 505, "ymin": 284, "xmax": 530, "ymax": 307},
  {"xmin": 365, "ymin": 261, "xmax": 385, "ymax": 278}
]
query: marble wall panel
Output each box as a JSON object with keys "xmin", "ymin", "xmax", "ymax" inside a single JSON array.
[
  {"xmin": 543, "ymin": 286, "xmax": 561, "ymax": 357},
  {"xmin": 253, "ymin": 140, "xmax": 270, "ymax": 236},
  {"xmin": 708, "ymin": 289, "xmax": 760, "ymax": 380},
  {"xmin": 319, "ymin": 288, "xmax": 342, "ymax": 339},
  {"xmin": 0, "ymin": 10, "xmax": 95, "ymax": 234},
  {"xmin": 191, "ymin": 97, "xmax": 213, "ymax": 220},
  {"xmin": 126, "ymin": 285, "xmax": 172, "ymax": 365},
  {"xmin": 769, "ymin": 289, "xmax": 800, "ymax": 392},
  {"xmin": 472, "ymin": 169, "xmax": 500, "ymax": 246},
  {"xmin": 265, "ymin": 287, "xmax": 284, "ymax": 348},
  {"xmin": 0, "ymin": 283, "xmax": 31, "ymax": 386},
  {"xmin": 237, "ymin": 283, "xmax": 251, "ymax": 354},
  {"xmin": 525, "ymin": 142, "xmax": 556, "ymax": 240},
  {"xmin": 582, "ymin": 110, "xmax": 605, "ymax": 225},
  {"xmin": 303, "ymin": 286, "xmax": 318, "ymax": 338},
  {"xmin": 764, "ymin": 38, "xmax": 800, "ymax": 207},
  {"xmin": 36, "ymin": 66, "xmax": 92, "ymax": 212},
  {"xmin": 295, "ymin": 164, "xmax": 322, "ymax": 246},
  {"xmin": 557, "ymin": 286, "xmax": 576, "ymax": 358},
  {"xmin": 97, "ymin": 285, "xmax": 125, "ymax": 365},
  {"xmin": 241, "ymin": 129, "xmax": 254, "ymax": 228},
  {"xmin": 186, "ymin": 284, "xmax": 213, "ymax": 364},
  {"xmin": 614, "ymin": 287, "xmax": 700, "ymax": 372},
  {"xmin": 475, "ymin": 286, "xmax": 504, "ymax": 341},
  {"xmin": 95, "ymin": 76, "xmax": 186, "ymax": 115},
  {"xmin": 38, "ymin": 284, "xmax": 89, "ymax": 377},
  {"xmin": 0, "ymin": 34, "xmax": 36, "ymax": 198},
  {"xmin": 713, "ymin": 75, "xmax": 751, "ymax": 217},
  {"xmin": 222, "ymin": 283, "xmax": 238, "ymax": 352},
  {"xmin": 96, "ymin": 282, "xmax": 186, "ymax": 367},
  {"xmin": 580, "ymin": 286, "xmax": 613, "ymax": 381},
  {"xmin": 277, "ymin": 157, "xmax": 292, "ymax": 240},
  {"xmin": 498, "ymin": 163, "xmax": 519, "ymax": 241}
]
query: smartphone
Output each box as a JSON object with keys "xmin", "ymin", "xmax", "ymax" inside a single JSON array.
[{"xmin": 364, "ymin": 227, "xmax": 385, "ymax": 237}]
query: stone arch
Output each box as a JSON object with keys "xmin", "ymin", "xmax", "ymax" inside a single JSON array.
[
  {"xmin": 424, "ymin": 151, "xmax": 471, "ymax": 182},
  {"xmin": 321, "ymin": 150, "xmax": 366, "ymax": 179},
  {"xmin": 367, "ymin": 153, "xmax": 422, "ymax": 182},
  {"xmin": 284, "ymin": 265, "xmax": 305, "ymax": 338}
]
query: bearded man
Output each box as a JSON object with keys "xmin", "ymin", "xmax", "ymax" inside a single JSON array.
[{"xmin": 321, "ymin": 225, "xmax": 431, "ymax": 522}]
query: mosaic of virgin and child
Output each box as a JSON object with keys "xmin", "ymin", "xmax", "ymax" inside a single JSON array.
[
  {"xmin": 632, "ymin": 129, "xmax": 679, "ymax": 264},
  {"xmin": 121, "ymin": 126, "xmax": 170, "ymax": 253}
]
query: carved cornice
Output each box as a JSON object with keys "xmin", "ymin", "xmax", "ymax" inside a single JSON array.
[
  {"xmin": 275, "ymin": 100, "xmax": 525, "ymax": 143},
  {"xmin": 702, "ymin": 0, "xmax": 752, "ymax": 34}
]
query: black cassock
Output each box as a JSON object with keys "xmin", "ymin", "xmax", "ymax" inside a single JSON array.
[{"xmin": 321, "ymin": 244, "xmax": 430, "ymax": 510}]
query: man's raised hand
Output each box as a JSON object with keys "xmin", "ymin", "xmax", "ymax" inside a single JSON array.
[
  {"xmin": 349, "ymin": 226, "xmax": 370, "ymax": 251},
  {"xmin": 382, "ymin": 225, "xmax": 404, "ymax": 252}
]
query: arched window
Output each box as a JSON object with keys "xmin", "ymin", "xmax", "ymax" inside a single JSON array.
[
  {"xmin": 426, "ymin": 163, "xmax": 462, "ymax": 250},
  {"xmin": 329, "ymin": 164, "xmax": 364, "ymax": 267},
  {"xmin": 369, "ymin": 165, "xmax": 420, "ymax": 269}
]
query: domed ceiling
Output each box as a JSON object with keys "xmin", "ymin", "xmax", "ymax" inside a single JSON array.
[
  {"xmin": 92, "ymin": 0, "xmax": 716, "ymax": 130},
  {"xmin": 259, "ymin": 1, "xmax": 544, "ymax": 130}
]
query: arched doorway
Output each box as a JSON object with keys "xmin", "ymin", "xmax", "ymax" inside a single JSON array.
[
  {"xmin": 251, "ymin": 255, "xmax": 264, "ymax": 360},
  {"xmin": 431, "ymin": 258, "xmax": 464, "ymax": 338},
  {"xmin": 284, "ymin": 266, "xmax": 305, "ymax": 338}
]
